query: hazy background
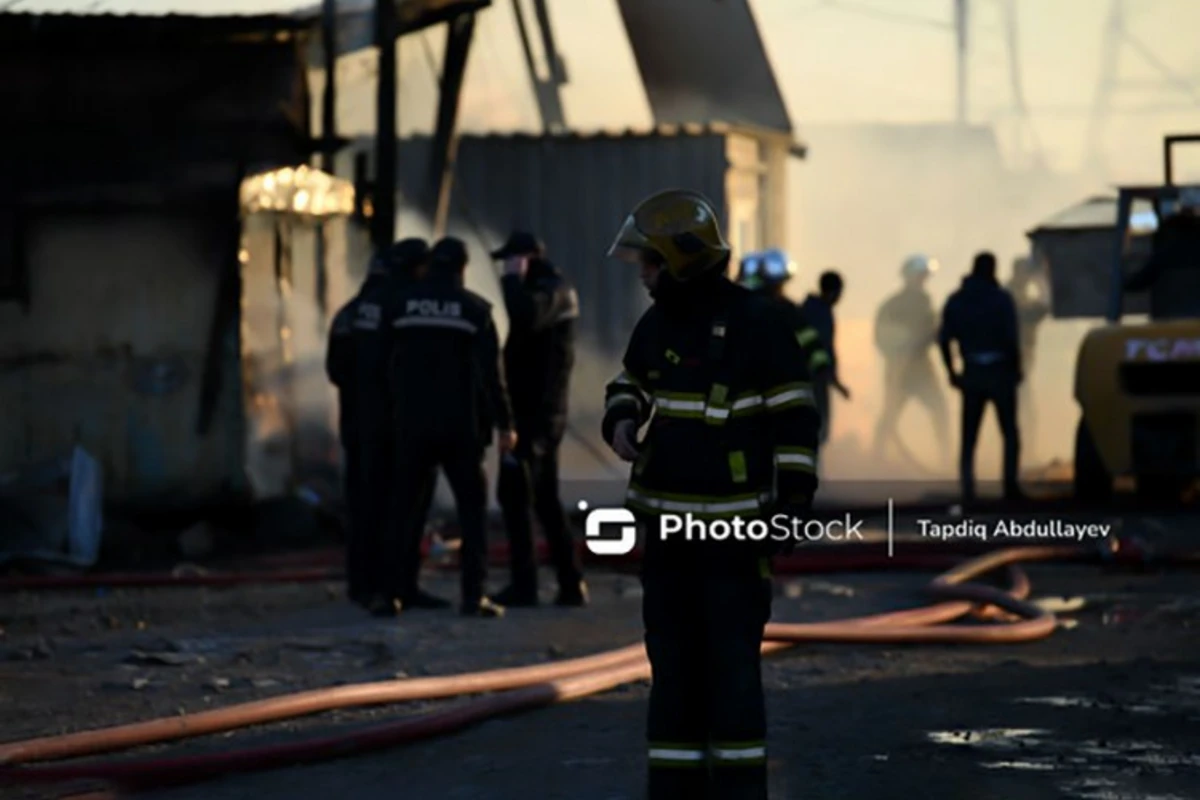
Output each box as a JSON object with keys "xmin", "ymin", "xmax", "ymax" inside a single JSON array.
[{"xmin": 16, "ymin": 0, "xmax": 1200, "ymax": 484}]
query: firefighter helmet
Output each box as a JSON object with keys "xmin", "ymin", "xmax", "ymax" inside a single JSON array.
[
  {"xmin": 606, "ymin": 189, "xmax": 731, "ymax": 281},
  {"xmin": 737, "ymin": 248, "xmax": 797, "ymax": 290},
  {"xmin": 901, "ymin": 253, "xmax": 938, "ymax": 278}
]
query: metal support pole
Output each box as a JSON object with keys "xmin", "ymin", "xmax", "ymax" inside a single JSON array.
[
  {"xmin": 954, "ymin": 0, "xmax": 968, "ymax": 126},
  {"xmin": 373, "ymin": 0, "xmax": 397, "ymax": 250},
  {"xmin": 429, "ymin": 13, "xmax": 477, "ymax": 238}
]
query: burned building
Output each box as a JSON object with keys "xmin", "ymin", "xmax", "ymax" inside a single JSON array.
[{"xmin": 0, "ymin": 11, "xmax": 325, "ymax": 512}]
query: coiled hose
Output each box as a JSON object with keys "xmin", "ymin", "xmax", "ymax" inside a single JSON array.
[{"xmin": 0, "ymin": 543, "xmax": 1160, "ymax": 794}]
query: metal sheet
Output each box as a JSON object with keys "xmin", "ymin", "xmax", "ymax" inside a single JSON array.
[{"xmin": 615, "ymin": 0, "xmax": 792, "ymax": 135}]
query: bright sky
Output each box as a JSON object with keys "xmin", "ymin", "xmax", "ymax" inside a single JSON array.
[{"xmin": 16, "ymin": 0, "xmax": 1200, "ymax": 177}]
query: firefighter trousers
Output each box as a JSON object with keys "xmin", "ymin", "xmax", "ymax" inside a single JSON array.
[
  {"xmin": 390, "ymin": 433, "xmax": 490, "ymax": 605},
  {"xmin": 496, "ymin": 434, "xmax": 583, "ymax": 594},
  {"xmin": 641, "ymin": 548, "xmax": 773, "ymax": 799}
]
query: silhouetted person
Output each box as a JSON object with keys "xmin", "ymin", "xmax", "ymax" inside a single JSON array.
[
  {"xmin": 1006, "ymin": 256, "xmax": 1050, "ymax": 461},
  {"xmin": 939, "ymin": 252, "xmax": 1023, "ymax": 503},
  {"xmin": 799, "ymin": 271, "xmax": 850, "ymax": 444},
  {"xmin": 872, "ymin": 254, "xmax": 950, "ymax": 470}
]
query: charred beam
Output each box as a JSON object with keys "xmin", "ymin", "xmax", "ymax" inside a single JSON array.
[{"xmin": 428, "ymin": 12, "xmax": 477, "ymax": 239}]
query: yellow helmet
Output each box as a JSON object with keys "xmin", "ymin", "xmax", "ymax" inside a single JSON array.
[{"xmin": 606, "ymin": 189, "xmax": 731, "ymax": 281}]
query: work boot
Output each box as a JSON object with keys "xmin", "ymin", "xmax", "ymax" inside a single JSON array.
[
  {"xmin": 461, "ymin": 596, "xmax": 505, "ymax": 618},
  {"xmin": 401, "ymin": 589, "xmax": 452, "ymax": 610},
  {"xmin": 493, "ymin": 584, "xmax": 539, "ymax": 607},
  {"xmin": 554, "ymin": 580, "xmax": 589, "ymax": 607},
  {"xmin": 368, "ymin": 596, "xmax": 403, "ymax": 618}
]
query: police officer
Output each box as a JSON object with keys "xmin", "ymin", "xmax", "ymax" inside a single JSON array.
[
  {"xmin": 798, "ymin": 271, "xmax": 850, "ymax": 444},
  {"xmin": 490, "ymin": 230, "xmax": 587, "ymax": 608},
  {"xmin": 385, "ymin": 237, "xmax": 517, "ymax": 618},
  {"xmin": 736, "ymin": 248, "xmax": 836, "ymax": 393},
  {"xmin": 939, "ymin": 251, "xmax": 1023, "ymax": 503},
  {"xmin": 326, "ymin": 239, "xmax": 439, "ymax": 610},
  {"xmin": 872, "ymin": 254, "xmax": 950, "ymax": 469},
  {"xmin": 602, "ymin": 190, "xmax": 821, "ymax": 799}
]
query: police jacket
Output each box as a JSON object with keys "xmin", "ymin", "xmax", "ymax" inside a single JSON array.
[
  {"xmin": 602, "ymin": 272, "xmax": 821, "ymax": 524},
  {"xmin": 500, "ymin": 258, "xmax": 579, "ymax": 439},
  {"xmin": 386, "ymin": 273, "xmax": 514, "ymax": 445},
  {"xmin": 939, "ymin": 274, "xmax": 1021, "ymax": 375},
  {"xmin": 326, "ymin": 274, "xmax": 395, "ymax": 443}
]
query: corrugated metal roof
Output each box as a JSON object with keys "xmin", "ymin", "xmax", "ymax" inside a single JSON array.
[
  {"xmin": 444, "ymin": 122, "xmax": 806, "ymax": 156},
  {"xmin": 1029, "ymin": 195, "xmax": 1158, "ymax": 233}
]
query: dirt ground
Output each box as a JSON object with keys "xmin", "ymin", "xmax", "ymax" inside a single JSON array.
[{"xmin": 1, "ymin": 512, "xmax": 1199, "ymax": 800}]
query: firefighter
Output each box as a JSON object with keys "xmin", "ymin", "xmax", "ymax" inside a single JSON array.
[
  {"xmin": 736, "ymin": 248, "xmax": 836, "ymax": 398},
  {"xmin": 798, "ymin": 271, "xmax": 851, "ymax": 444},
  {"xmin": 326, "ymin": 239, "xmax": 438, "ymax": 610},
  {"xmin": 602, "ymin": 190, "xmax": 821, "ymax": 799},
  {"xmin": 871, "ymin": 254, "xmax": 951, "ymax": 469},
  {"xmin": 939, "ymin": 251, "xmax": 1024, "ymax": 503},
  {"xmin": 1006, "ymin": 256, "xmax": 1049, "ymax": 458},
  {"xmin": 385, "ymin": 237, "xmax": 517, "ymax": 618},
  {"xmin": 490, "ymin": 230, "xmax": 587, "ymax": 608}
]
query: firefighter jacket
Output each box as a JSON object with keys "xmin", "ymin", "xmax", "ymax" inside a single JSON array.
[
  {"xmin": 799, "ymin": 293, "xmax": 838, "ymax": 381},
  {"xmin": 939, "ymin": 273, "xmax": 1021, "ymax": 378},
  {"xmin": 500, "ymin": 258, "xmax": 579, "ymax": 441},
  {"xmin": 776, "ymin": 295, "xmax": 834, "ymax": 381},
  {"xmin": 602, "ymin": 275, "xmax": 821, "ymax": 523},
  {"xmin": 386, "ymin": 274, "xmax": 514, "ymax": 446}
]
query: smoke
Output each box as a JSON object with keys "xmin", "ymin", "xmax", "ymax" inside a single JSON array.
[{"xmin": 788, "ymin": 126, "xmax": 1105, "ymax": 483}]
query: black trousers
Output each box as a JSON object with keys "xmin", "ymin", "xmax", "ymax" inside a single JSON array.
[
  {"xmin": 641, "ymin": 544, "xmax": 773, "ymax": 800},
  {"xmin": 342, "ymin": 440, "xmax": 370, "ymax": 602},
  {"xmin": 959, "ymin": 367, "xmax": 1021, "ymax": 498},
  {"xmin": 496, "ymin": 433, "xmax": 582, "ymax": 593},
  {"xmin": 390, "ymin": 433, "xmax": 489, "ymax": 605},
  {"xmin": 351, "ymin": 436, "xmax": 395, "ymax": 602},
  {"xmin": 400, "ymin": 469, "xmax": 439, "ymax": 599}
]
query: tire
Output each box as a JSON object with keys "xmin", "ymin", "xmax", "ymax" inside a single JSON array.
[{"xmin": 1073, "ymin": 418, "xmax": 1112, "ymax": 504}]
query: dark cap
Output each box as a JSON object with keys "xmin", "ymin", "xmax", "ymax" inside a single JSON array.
[
  {"xmin": 431, "ymin": 236, "xmax": 469, "ymax": 271},
  {"xmin": 490, "ymin": 230, "xmax": 543, "ymax": 260},
  {"xmin": 372, "ymin": 237, "xmax": 429, "ymax": 276}
]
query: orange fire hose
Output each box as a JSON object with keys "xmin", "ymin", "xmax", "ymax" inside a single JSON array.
[{"xmin": 0, "ymin": 544, "xmax": 1089, "ymax": 794}]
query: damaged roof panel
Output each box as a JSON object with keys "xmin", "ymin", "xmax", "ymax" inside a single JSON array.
[{"xmin": 616, "ymin": 0, "xmax": 793, "ymax": 136}]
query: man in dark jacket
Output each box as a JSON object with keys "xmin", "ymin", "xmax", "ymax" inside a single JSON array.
[
  {"xmin": 326, "ymin": 239, "xmax": 437, "ymax": 610},
  {"xmin": 385, "ymin": 237, "xmax": 517, "ymax": 618},
  {"xmin": 1124, "ymin": 203, "xmax": 1200, "ymax": 318},
  {"xmin": 799, "ymin": 271, "xmax": 850, "ymax": 444},
  {"xmin": 490, "ymin": 231, "xmax": 586, "ymax": 608},
  {"xmin": 939, "ymin": 251, "xmax": 1024, "ymax": 502},
  {"xmin": 603, "ymin": 189, "xmax": 821, "ymax": 800}
]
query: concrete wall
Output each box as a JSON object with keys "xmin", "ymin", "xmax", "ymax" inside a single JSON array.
[{"xmin": 0, "ymin": 209, "xmax": 244, "ymax": 506}]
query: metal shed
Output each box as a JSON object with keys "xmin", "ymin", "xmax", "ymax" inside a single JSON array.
[
  {"xmin": 346, "ymin": 122, "xmax": 798, "ymax": 356},
  {"xmin": 1026, "ymin": 195, "xmax": 1156, "ymax": 319}
]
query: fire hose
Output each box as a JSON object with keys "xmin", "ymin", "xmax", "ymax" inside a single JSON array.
[{"xmin": 4, "ymin": 543, "xmax": 1191, "ymax": 793}]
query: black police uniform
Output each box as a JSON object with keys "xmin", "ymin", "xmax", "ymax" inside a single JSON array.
[
  {"xmin": 496, "ymin": 255, "xmax": 584, "ymax": 605},
  {"xmin": 386, "ymin": 262, "xmax": 514, "ymax": 614},
  {"xmin": 326, "ymin": 298, "xmax": 370, "ymax": 604},
  {"xmin": 602, "ymin": 270, "xmax": 820, "ymax": 799},
  {"xmin": 939, "ymin": 272, "xmax": 1022, "ymax": 500}
]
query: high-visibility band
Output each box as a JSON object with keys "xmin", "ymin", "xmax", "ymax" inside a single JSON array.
[
  {"xmin": 796, "ymin": 327, "xmax": 821, "ymax": 346},
  {"xmin": 809, "ymin": 350, "xmax": 831, "ymax": 370},
  {"xmin": 627, "ymin": 486, "xmax": 769, "ymax": 518},
  {"xmin": 728, "ymin": 450, "xmax": 748, "ymax": 483},
  {"xmin": 351, "ymin": 319, "xmax": 381, "ymax": 331},
  {"xmin": 710, "ymin": 744, "xmax": 767, "ymax": 763},
  {"xmin": 393, "ymin": 316, "xmax": 477, "ymax": 334},
  {"xmin": 775, "ymin": 451, "xmax": 816, "ymax": 472},
  {"xmin": 648, "ymin": 747, "xmax": 707, "ymax": 767},
  {"xmin": 764, "ymin": 382, "xmax": 813, "ymax": 410}
]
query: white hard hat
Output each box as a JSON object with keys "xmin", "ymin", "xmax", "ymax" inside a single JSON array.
[{"xmin": 901, "ymin": 254, "xmax": 938, "ymax": 277}]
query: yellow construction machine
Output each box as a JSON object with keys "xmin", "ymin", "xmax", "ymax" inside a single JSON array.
[{"xmin": 1028, "ymin": 134, "xmax": 1200, "ymax": 502}]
